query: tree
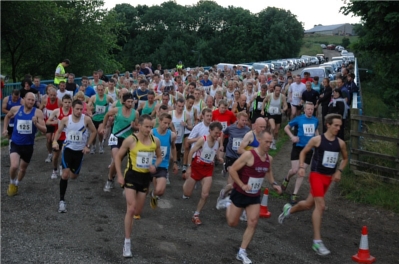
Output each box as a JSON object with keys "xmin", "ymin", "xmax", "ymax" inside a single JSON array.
[
  {"xmin": 341, "ymin": 37, "xmax": 350, "ymax": 48},
  {"xmin": 341, "ymin": 1, "xmax": 399, "ymax": 108}
]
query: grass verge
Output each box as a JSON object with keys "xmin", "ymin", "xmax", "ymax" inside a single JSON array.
[{"xmin": 339, "ymin": 168, "xmax": 399, "ymax": 213}]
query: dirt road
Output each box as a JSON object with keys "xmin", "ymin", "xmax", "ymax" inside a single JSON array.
[{"xmin": 1, "ymin": 128, "xmax": 398, "ymax": 264}]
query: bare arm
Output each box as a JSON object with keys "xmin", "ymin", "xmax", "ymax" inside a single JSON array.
[
  {"xmin": 100, "ymin": 107, "xmax": 118, "ymax": 134},
  {"xmin": 237, "ymin": 132, "xmax": 253, "ymax": 154},
  {"xmin": 85, "ymin": 116, "xmax": 98, "ymax": 146},
  {"xmin": 332, "ymin": 138, "xmax": 349, "ymax": 182},
  {"xmin": 186, "ymin": 137, "xmax": 205, "ymax": 165},
  {"xmin": 2, "ymin": 97, "xmax": 9, "ymax": 114},
  {"xmin": 115, "ymin": 136, "xmax": 135, "ymax": 185},
  {"xmin": 298, "ymin": 136, "xmax": 320, "ymax": 176},
  {"xmin": 46, "ymin": 109, "xmax": 60, "ymax": 125},
  {"xmin": 2, "ymin": 106, "xmax": 19, "ymax": 135},
  {"xmin": 229, "ymin": 151, "xmax": 253, "ymax": 191},
  {"xmin": 264, "ymin": 155, "xmax": 282, "ymax": 194},
  {"xmin": 52, "ymin": 117, "xmax": 68, "ymax": 149},
  {"xmin": 33, "ymin": 109, "xmax": 47, "ymax": 134},
  {"xmin": 86, "ymin": 95, "xmax": 95, "ymax": 116}
]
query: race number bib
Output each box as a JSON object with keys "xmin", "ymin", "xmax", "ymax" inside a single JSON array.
[
  {"xmin": 136, "ymin": 151, "xmax": 154, "ymax": 169},
  {"xmin": 160, "ymin": 146, "xmax": 167, "ymax": 160},
  {"xmin": 268, "ymin": 106, "xmax": 279, "ymax": 114},
  {"xmin": 203, "ymin": 86, "xmax": 211, "ymax": 94},
  {"xmin": 95, "ymin": 105, "xmax": 106, "ymax": 114},
  {"xmin": 293, "ymin": 92, "xmax": 300, "ymax": 98},
  {"xmin": 46, "ymin": 109, "xmax": 54, "ymax": 119},
  {"xmin": 322, "ymin": 151, "xmax": 339, "ymax": 168},
  {"xmin": 232, "ymin": 138, "xmax": 242, "ymax": 151},
  {"xmin": 246, "ymin": 177, "xmax": 264, "ymax": 194},
  {"xmin": 221, "ymin": 121, "xmax": 228, "ymax": 130},
  {"xmin": 108, "ymin": 134, "xmax": 118, "ymax": 146},
  {"xmin": 67, "ymin": 130, "xmax": 84, "ymax": 144},
  {"xmin": 17, "ymin": 120, "xmax": 32, "ymax": 134},
  {"xmin": 175, "ymin": 123, "xmax": 184, "ymax": 142},
  {"xmin": 303, "ymin": 124, "xmax": 315, "ymax": 136},
  {"xmin": 200, "ymin": 149, "xmax": 215, "ymax": 163},
  {"xmin": 257, "ymin": 103, "xmax": 264, "ymax": 110}
]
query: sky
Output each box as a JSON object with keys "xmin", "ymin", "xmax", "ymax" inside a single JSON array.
[{"xmin": 103, "ymin": 0, "xmax": 360, "ymax": 30}]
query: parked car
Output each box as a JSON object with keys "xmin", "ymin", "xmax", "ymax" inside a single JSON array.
[
  {"xmin": 271, "ymin": 61, "xmax": 286, "ymax": 74},
  {"xmin": 327, "ymin": 44, "xmax": 336, "ymax": 50},
  {"xmin": 300, "ymin": 67, "xmax": 328, "ymax": 79},
  {"xmin": 320, "ymin": 44, "xmax": 327, "ymax": 49},
  {"xmin": 216, "ymin": 63, "xmax": 235, "ymax": 72},
  {"xmin": 236, "ymin": 64, "xmax": 252, "ymax": 72},
  {"xmin": 252, "ymin": 63, "xmax": 273, "ymax": 74},
  {"xmin": 341, "ymin": 50, "xmax": 348, "ymax": 56},
  {"xmin": 318, "ymin": 65, "xmax": 335, "ymax": 80}
]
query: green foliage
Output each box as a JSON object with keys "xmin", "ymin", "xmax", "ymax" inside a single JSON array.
[
  {"xmin": 341, "ymin": 37, "xmax": 350, "ymax": 48},
  {"xmin": 113, "ymin": 1, "xmax": 304, "ymax": 69},
  {"xmin": 1, "ymin": 0, "xmax": 122, "ymax": 82},
  {"xmin": 341, "ymin": 1, "xmax": 399, "ymax": 109}
]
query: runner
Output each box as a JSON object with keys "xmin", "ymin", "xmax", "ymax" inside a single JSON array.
[
  {"xmin": 181, "ymin": 95, "xmax": 198, "ymax": 176},
  {"xmin": 56, "ymin": 81, "xmax": 73, "ymax": 100},
  {"xmin": 192, "ymin": 88, "xmax": 206, "ymax": 120},
  {"xmin": 249, "ymin": 84, "xmax": 268, "ymax": 124},
  {"xmin": 289, "ymin": 75, "xmax": 306, "ymax": 120},
  {"xmin": 101, "ymin": 93, "xmax": 139, "ymax": 192},
  {"xmin": 237, "ymin": 117, "xmax": 267, "ymax": 154},
  {"xmin": 260, "ymin": 84, "xmax": 288, "ymax": 150},
  {"xmin": 182, "ymin": 122, "xmax": 224, "ymax": 225},
  {"xmin": 52, "ymin": 99, "xmax": 97, "ymax": 213},
  {"xmin": 2, "ymin": 93, "xmax": 47, "ymax": 196},
  {"xmin": 217, "ymin": 112, "xmax": 251, "ymax": 205},
  {"xmin": 278, "ymin": 113, "xmax": 348, "ymax": 256},
  {"xmin": 281, "ymin": 103, "xmax": 319, "ymax": 204},
  {"xmin": 46, "ymin": 94, "xmax": 73, "ymax": 179},
  {"xmin": 217, "ymin": 130, "xmax": 281, "ymax": 264},
  {"xmin": 41, "ymin": 87, "xmax": 61, "ymax": 162},
  {"xmin": 137, "ymin": 90, "xmax": 156, "ymax": 116},
  {"xmin": 87, "ymin": 84, "xmax": 113, "ymax": 154},
  {"xmin": 149, "ymin": 113, "xmax": 178, "ymax": 208},
  {"xmin": 114, "ymin": 115, "xmax": 162, "ymax": 258},
  {"xmin": 2, "ymin": 89, "xmax": 24, "ymax": 140},
  {"xmin": 184, "ymin": 108, "xmax": 213, "ymax": 179},
  {"xmin": 169, "ymin": 98, "xmax": 192, "ymax": 170},
  {"xmin": 232, "ymin": 94, "xmax": 249, "ymax": 116}
]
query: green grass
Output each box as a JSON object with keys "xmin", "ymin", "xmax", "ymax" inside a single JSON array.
[
  {"xmin": 299, "ymin": 34, "xmax": 359, "ymax": 56},
  {"xmin": 1, "ymin": 137, "xmax": 8, "ymax": 147},
  {"xmin": 339, "ymin": 168, "xmax": 399, "ymax": 213}
]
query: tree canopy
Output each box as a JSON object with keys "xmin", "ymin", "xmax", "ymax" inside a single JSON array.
[
  {"xmin": 1, "ymin": 0, "xmax": 304, "ymax": 82},
  {"xmin": 341, "ymin": 1, "xmax": 399, "ymax": 108}
]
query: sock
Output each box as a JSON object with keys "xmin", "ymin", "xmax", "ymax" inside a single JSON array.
[
  {"xmin": 239, "ymin": 248, "xmax": 246, "ymax": 254},
  {"xmin": 10, "ymin": 178, "xmax": 15, "ymax": 185},
  {"xmin": 125, "ymin": 238, "xmax": 131, "ymax": 244},
  {"xmin": 60, "ymin": 178, "xmax": 68, "ymax": 201},
  {"xmin": 151, "ymin": 190, "xmax": 155, "ymax": 198},
  {"xmin": 14, "ymin": 179, "xmax": 19, "ymax": 186},
  {"xmin": 194, "ymin": 211, "xmax": 200, "ymax": 216},
  {"xmin": 313, "ymin": 240, "xmax": 322, "ymax": 244}
]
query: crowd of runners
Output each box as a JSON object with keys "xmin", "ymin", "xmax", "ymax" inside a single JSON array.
[{"xmin": 2, "ymin": 59, "xmax": 353, "ymax": 263}]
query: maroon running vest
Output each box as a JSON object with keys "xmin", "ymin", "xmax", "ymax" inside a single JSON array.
[{"xmin": 233, "ymin": 149, "xmax": 270, "ymax": 197}]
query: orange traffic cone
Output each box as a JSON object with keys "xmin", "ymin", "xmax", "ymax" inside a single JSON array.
[
  {"xmin": 352, "ymin": 226, "xmax": 376, "ymax": 264},
  {"xmin": 259, "ymin": 188, "xmax": 271, "ymax": 218}
]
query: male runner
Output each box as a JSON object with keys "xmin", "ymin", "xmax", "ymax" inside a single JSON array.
[
  {"xmin": 149, "ymin": 113, "xmax": 178, "ymax": 208},
  {"xmin": 183, "ymin": 122, "xmax": 224, "ymax": 225},
  {"xmin": 2, "ymin": 89, "xmax": 23, "ymax": 140},
  {"xmin": 238, "ymin": 117, "xmax": 267, "ymax": 154},
  {"xmin": 218, "ymin": 130, "xmax": 281, "ymax": 264},
  {"xmin": 281, "ymin": 103, "xmax": 319, "ymax": 204},
  {"xmin": 2, "ymin": 93, "xmax": 47, "ymax": 196},
  {"xmin": 41, "ymin": 87, "xmax": 61, "ymax": 162},
  {"xmin": 114, "ymin": 115, "xmax": 162, "ymax": 258},
  {"xmin": 52, "ymin": 99, "xmax": 97, "ymax": 212},
  {"xmin": 278, "ymin": 114, "xmax": 348, "ymax": 256},
  {"xmin": 87, "ymin": 84, "xmax": 113, "ymax": 154},
  {"xmin": 101, "ymin": 93, "xmax": 139, "ymax": 192},
  {"xmin": 46, "ymin": 94, "xmax": 73, "ymax": 179}
]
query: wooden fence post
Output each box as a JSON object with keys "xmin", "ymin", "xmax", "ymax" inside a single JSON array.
[{"xmin": 350, "ymin": 108, "xmax": 359, "ymax": 172}]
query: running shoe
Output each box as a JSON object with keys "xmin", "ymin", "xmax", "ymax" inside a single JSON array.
[
  {"xmin": 45, "ymin": 154, "xmax": 52, "ymax": 163},
  {"xmin": 182, "ymin": 194, "xmax": 189, "ymax": 199},
  {"xmin": 278, "ymin": 203, "xmax": 292, "ymax": 224},
  {"xmin": 51, "ymin": 170, "xmax": 58, "ymax": 179},
  {"xmin": 123, "ymin": 243, "xmax": 132, "ymax": 258},
  {"xmin": 150, "ymin": 191, "xmax": 158, "ymax": 209},
  {"xmin": 216, "ymin": 196, "xmax": 230, "ymax": 210},
  {"xmin": 240, "ymin": 211, "xmax": 247, "ymax": 222},
  {"xmin": 281, "ymin": 178, "xmax": 289, "ymax": 191},
  {"xmin": 236, "ymin": 251, "xmax": 252, "ymax": 264},
  {"xmin": 58, "ymin": 201, "xmax": 67, "ymax": 213},
  {"xmin": 59, "ymin": 165, "xmax": 62, "ymax": 177},
  {"xmin": 166, "ymin": 173, "xmax": 170, "ymax": 185},
  {"xmin": 182, "ymin": 165, "xmax": 187, "ymax": 173},
  {"xmin": 99, "ymin": 145, "xmax": 104, "ymax": 154},
  {"xmin": 7, "ymin": 184, "xmax": 18, "ymax": 197},
  {"xmin": 290, "ymin": 194, "xmax": 299, "ymax": 205},
  {"xmin": 90, "ymin": 146, "xmax": 96, "ymax": 154},
  {"xmin": 216, "ymin": 189, "xmax": 225, "ymax": 208},
  {"xmin": 133, "ymin": 215, "xmax": 141, "ymax": 220},
  {"xmin": 192, "ymin": 215, "xmax": 202, "ymax": 226},
  {"xmin": 103, "ymin": 180, "xmax": 113, "ymax": 192},
  {"xmin": 312, "ymin": 241, "xmax": 331, "ymax": 256},
  {"xmin": 270, "ymin": 143, "xmax": 277, "ymax": 150}
]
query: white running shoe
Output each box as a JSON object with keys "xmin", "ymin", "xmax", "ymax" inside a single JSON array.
[
  {"xmin": 99, "ymin": 145, "xmax": 104, "ymax": 154},
  {"xmin": 51, "ymin": 170, "xmax": 58, "ymax": 179},
  {"xmin": 123, "ymin": 243, "xmax": 132, "ymax": 258},
  {"xmin": 312, "ymin": 241, "xmax": 331, "ymax": 256},
  {"xmin": 90, "ymin": 146, "xmax": 96, "ymax": 154},
  {"xmin": 240, "ymin": 211, "xmax": 247, "ymax": 222},
  {"xmin": 216, "ymin": 196, "xmax": 230, "ymax": 210},
  {"xmin": 45, "ymin": 154, "xmax": 52, "ymax": 163},
  {"xmin": 166, "ymin": 173, "xmax": 170, "ymax": 185},
  {"xmin": 58, "ymin": 201, "xmax": 67, "ymax": 213},
  {"xmin": 278, "ymin": 203, "xmax": 292, "ymax": 224},
  {"xmin": 270, "ymin": 142, "xmax": 277, "ymax": 150},
  {"xmin": 236, "ymin": 251, "xmax": 252, "ymax": 264},
  {"xmin": 103, "ymin": 180, "xmax": 113, "ymax": 192}
]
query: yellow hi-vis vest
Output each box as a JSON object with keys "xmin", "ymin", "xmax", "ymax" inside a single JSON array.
[{"xmin": 54, "ymin": 63, "xmax": 66, "ymax": 84}]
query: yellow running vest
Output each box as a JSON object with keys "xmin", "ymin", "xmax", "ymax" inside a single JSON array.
[{"xmin": 125, "ymin": 134, "xmax": 156, "ymax": 173}]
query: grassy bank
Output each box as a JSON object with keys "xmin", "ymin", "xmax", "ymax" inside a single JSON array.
[
  {"xmin": 299, "ymin": 34, "xmax": 358, "ymax": 56},
  {"xmin": 339, "ymin": 82, "xmax": 399, "ymax": 213}
]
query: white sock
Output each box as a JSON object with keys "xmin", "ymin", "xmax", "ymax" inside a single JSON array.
[
  {"xmin": 124, "ymin": 238, "xmax": 131, "ymax": 244},
  {"xmin": 239, "ymin": 248, "xmax": 246, "ymax": 254},
  {"xmin": 194, "ymin": 211, "xmax": 200, "ymax": 216},
  {"xmin": 14, "ymin": 179, "xmax": 19, "ymax": 186},
  {"xmin": 10, "ymin": 179, "xmax": 15, "ymax": 184},
  {"xmin": 313, "ymin": 239, "xmax": 322, "ymax": 244}
]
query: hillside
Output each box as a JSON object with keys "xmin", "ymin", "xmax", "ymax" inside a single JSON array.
[{"xmin": 299, "ymin": 34, "xmax": 358, "ymax": 56}]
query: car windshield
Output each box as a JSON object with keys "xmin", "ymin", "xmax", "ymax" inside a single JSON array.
[
  {"xmin": 302, "ymin": 69, "xmax": 325, "ymax": 79},
  {"xmin": 252, "ymin": 64, "xmax": 265, "ymax": 70}
]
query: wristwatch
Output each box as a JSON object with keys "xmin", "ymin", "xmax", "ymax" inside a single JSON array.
[{"xmin": 86, "ymin": 144, "xmax": 91, "ymax": 148}]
